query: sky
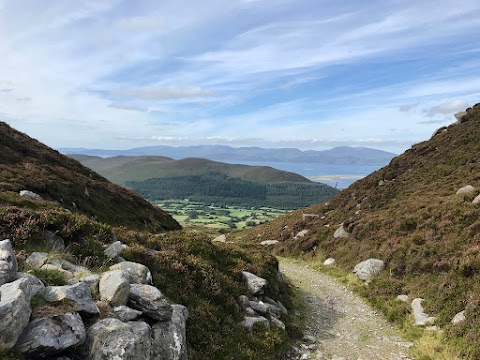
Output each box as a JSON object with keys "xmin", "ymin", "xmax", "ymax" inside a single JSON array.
[{"xmin": 0, "ymin": 0, "xmax": 480, "ymax": 154}]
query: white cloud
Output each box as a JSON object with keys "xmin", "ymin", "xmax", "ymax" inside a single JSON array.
[
  {"xmin": 110, "ymin": 86, "xmax": 215, "ymax": 100},
  {"xmin": 425, "ymin": 100, "xmax": 469, "ymax": 117},
  {"xmin": 108, "ymin": 103, "xmax": 149, "ymax": 112}
]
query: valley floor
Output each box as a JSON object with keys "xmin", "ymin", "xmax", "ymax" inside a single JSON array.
[{"xmin": 280, "ymin": 259, "xmax": 413, "ymax": 360}]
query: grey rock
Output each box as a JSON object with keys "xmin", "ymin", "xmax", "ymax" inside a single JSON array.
[
  {"xmin": 411, "ymin": 298, "xmax": 436, "ymax": 326},
  {"xmin": 113, "ymin": 305, "xmax": 142, "ymax": 322},
  {"xmin": 277, "ymin": 300, "xmax": 288, "ymax": 315},
  {"xmin": 128, "ymin": 284, "xmax": 172, "ymax": 321},
  {"xmin": 451, "ymin": 310, "xmax": 466, "ymax": 325},
  {"xmin": 333, "ymin": 224, "xmax": 351, "ymax": 239},
  {"xmin": 303, "ymin": 334, "xmax": 316, "ymax": 344},
  {"xmin": 40, "ymin": 264, "xmax": 74, "ymax": 281},
  {"xmin": 396, "ymin": 295, "xmax": 409, "ymax": 302},
  {"xmin": 270, "ymin": 316, "xmax": 286, "ymax": 330},
  {"xmin": 302, "ymin": 214, "xmax": 319, "ymax": 221},
  {"xmin": 17, "ymin": 312, "xmax": 86, "ymax": 357},
  {"xmin": 249, "ymin": 301, "xmax": 269, "ymax": 316},
  {"xmin": 238, "ymin": 295, "xmax": 250, "ymax": 310},
  {"xmin": 0, "ymin": 239, "xmax": 18, "ymax": 286},
  {"xmin": 79, "ymin": 318, "xmax": 151, "ymax": 360},
  {"xmin": 105, "ymin": 241, "xmax": 128, "ymax": 260},
  {"xmin": 240, "ymin": 316, "xmax": 270, "ymax": 333},
  {"xmin": 0, "ymin": 278, "xmax": 32, "ymax": 350},
  {"xmin": 77, "ymin": 274, "xmax": 100, "ymax": 297},
  {"xmin": 245, "ymin": 307, "xmax": 256, "ymax": 316},
  {"xmin": 265, "ymin": 303, "xmax": 282, "ymax": 317},
  {"xmin": 42, "ymin": 230, "xmax": 65, "ymax": 251},
  {"xmin": 353, "ymin": 259, "xmax": 384, "ymax": 282},
  {"xmin": 294, "ymin": 229, "xmax": 309, "ymax": 239},
  {"xmin": 473, "ymin": 194, "xmax": 480, "ymax": 204},
  {"xmin": 14, "ymin": 272, "xmax": 45, "ymax": 298},
  {"xmin": 26, "ymin": 252, "xmax": 49, "ymax": 269},
  {"xmin": 241, "ymin": 271, "xmax": 267, "ymax": 296},
  {"xmin": 323, "ymin": 258, "xmax": 335, "ymax": 266},
  {"xmin": 44, "ymin": 282, "xmax": 100, "ymax": 315},
  {"xmin": 212, "ymin": 234, "xmax": 227, "ymax": 243},
  {"xmin": 49, "ymin": 259, "xmax": 92, "ymax": 279},
  {"xmin": 110, "ymin": 261, "xmax": 152, "ymax": 284},
  {"xmin": 260, "ymin": 240, "xmax": 279, "ymax": 246},
  {"xmin": 263, "ymin": 297, "xmax": 278, "ymax": 306},
  {"xmin": 99, "ymin": 270, "xmax": 130, "ymax": 306},
  {"xmin": 456, "ymin": 185, "xmax": 475, "ymax": 195},
  {"xmin": 151, "ymin": 304, "xmax": 189, "ymax": 360},
  {"xmin": 19, "ymin": 190, "xmax": 43, "ymax": 201}
]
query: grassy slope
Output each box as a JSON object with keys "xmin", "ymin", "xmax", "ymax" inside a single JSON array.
[
  {"xmin": 0, "ymin": 122, "xmax": 180, "ymax": 231},
  {"xmin": 238, "ymin": 103, "xmax": 480, "ymax": 358},
  {"xmin": 70, "ymin": 155, "xmax": 313, "ymax": 185}
]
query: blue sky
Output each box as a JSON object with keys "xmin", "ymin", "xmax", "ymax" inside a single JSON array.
[{"xmin": 0, "ymin": 0, "xmax": 479, "ymax": 153}]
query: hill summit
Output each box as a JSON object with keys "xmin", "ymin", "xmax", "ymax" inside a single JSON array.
[
  {"xmin": 239, "ymin": 103, "xmax": 480, "ymax": 358},
  {"xmin": 0, "ymin": 121, "xmax": 180, "ymax": 231}
]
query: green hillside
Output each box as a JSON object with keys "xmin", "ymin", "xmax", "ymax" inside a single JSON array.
[{"xmin": 238, "ymin": 103, "xmax": 480, "ymax": 358}]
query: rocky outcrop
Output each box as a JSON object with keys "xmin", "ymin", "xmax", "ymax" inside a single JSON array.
[
  {"xmin": 353, "ymin": 259, "xmax": 384, "ymax": 282},
  {"xmin": 242, "ymin": 271, "xmax": 267, "ymax": 296},
  {"xmin": 0, "ymin": 239, "xmax": 18, "ymax": 286},
  {"xmin": 128, "ymin": 284, "xmax": 173, "ymax": 321},
  {"xmin": 151, "ymin": 304, "xmax": 189, "ymax": 360},
  {"xmin": 79, "ymin": 318, "xmax": 151, "ymax": 360},
  {"xmin": 17, "ymin": 313, "xmax": 86, "ymax": 357},
  {"xmin": 19, "ymin": 190, "xmax": 43, "ymax": 201},
  {"xmin": 110, "ymin": 261, "xmax": 153, "ymax": 284},
  {"xmin": 44, "ymin": 282, "xmax": 100, "ymax": 315},
  {"xmin": 99, "ymin": 270, "xmax": 130, "ymax": 306},
  {"xmin": 411, "ymin": 298, "xmax": 436, "ymax": 326}
]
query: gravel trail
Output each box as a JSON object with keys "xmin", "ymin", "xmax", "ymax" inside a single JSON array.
[{"xmin": 280, "ymin": 259, "xmax": 413, "ymax": 360}]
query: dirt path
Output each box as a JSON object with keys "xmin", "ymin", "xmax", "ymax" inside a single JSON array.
[{"xmin": 280, "ymin": 259, "xmax": 413, "ymax": 360}]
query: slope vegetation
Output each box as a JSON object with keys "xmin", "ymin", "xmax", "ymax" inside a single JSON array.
[
  {"xmin": 0, "ymin": 122, "xmax": 179, "ymax": 231},
  {"xmin": 239, "ymin": 103, "xmax": 480, "ymax": 358}
]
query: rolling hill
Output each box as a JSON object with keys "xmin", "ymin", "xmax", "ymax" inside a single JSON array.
[
  {"xmin": 238, "ymin": 103, "xmax": 480, "ymax": 358},
  {"xmin": 70, "ymin": 155, "xmax": 339, "ymax": 209},
  {"xmin": 61, "ymin": 145, "xmax": 396, "ymax": 165},
  {"xmin": 0, "ymin": 121, "xmax": 180, "ymax": 231}
]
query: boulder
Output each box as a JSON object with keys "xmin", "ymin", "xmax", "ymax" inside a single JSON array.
[
  {"xmin": 302, "ymin": 214, "xmax": 319, "ymax": 221},
  {"xmin": 44, "ymin": 282, "xmax": 100, "ymax": 315},
  {"xmin": 396, "ymin": 295, "xmax": 409, "ymax": 303},
  {"xmin": 473, "ymin": 194, "xmax": 480, "ymax": 204},
  {"xmin": 151, "ymin": 304, "xmax": 189, "ymax": 360},
  {"xmin": 17, "ymin": 313, "xmax": 86, "ymax": 357},
  {"xmin": 323, "ymin": 258, "xmax": 335, "ymax": 266},
  {"xmin": 79, "ymin": 318, "xmax": 151, "ymax": 360},
  {"xmin": 99, "ymin": 270, "xmax": 130, "ymax": 306},
  {"xmin": 451, "ymin": 310, "xmax": 466, "ymax": 325},
  {"xmin": 40, "ymin": 264, "xmax": 74, "ymax": 281},
  {"xmin": 456, "ymin": 185, "xmax": 475, "ymax": 195},
  {"xmin": 19, "ymin": 190, "xmax": 43, "ymax": 201},
  {"xmin": 50, "ymin": 259, "xmax": 92, "ymax": 279},
  {"xmin": 333, "ymin": 224, "xmax": 350, "ymax": 239},
  {"xmin": 240, "ymin": 316, "xmax": 270, "ymax": 333},
  {"xmin": 411, "ymin": 298, "xmax": 436, "ymax": 326},
  {"xmin": 270, "ymin": 316, "xmax": 286, "ymax": 330},
  {"xmin": 212, "ymin": 234, "xmax": 227, "ymax": 243},
  {"xmin": 242, "ymin": 271, "xmax": 267, "ymax": 296},
  {"xmin": 277, "ymin": 301, "xmax": 288, "ymax": 315},
  {"xmin": 42, "ymin": 230, "xmax": 65, "ymax": 251},
  {"xmin": 76, "ymin": 274, "xmax": 100, "ymax": 297},
  {"xmin": 104, "ymin": 241, "xmax": 128, "ymax": 260},
  {"xmin": 294, "ymin": 230, "xmax": 309, "ymax": 239},
  {"xmin": 260, "ymin": 240, "xmax": 279, "ymax": 246},
  {"xmin": 26, "ymin": 252, "xmax": 49, "ymax": 269},
  {"xmin": 113, "ymin": 305, "xmax": 142, "ymax": 322},
  {"xmin": 249, "ymin": 301, "xmax": 269, "ymax": 316},
  {"xmin": 14, "ymin": 272, "xmax": 45, "ymax": 298},
  {"xmin": 238, "ymin": 295, "xmax": 250, "ymax": 310},
  {"xmin": 128, "ymin": 284, "xmax": 172, "ymax": 321},
  {"xmin": 0, "ymin": 239, "xmax": 18, "ymax": 286},
  {"xmin": 0, "ymin": 278, "xmax": 32, "ymax": 350},
  {"xmin": 353, "ymin": 259, "xmax": 384, "ymax": 282},
  {"xmin": 110, "ymin": 261, "xmax": 152, "ymax": 284}
]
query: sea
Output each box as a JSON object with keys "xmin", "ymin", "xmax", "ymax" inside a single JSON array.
[{"xmin": 222, "ymin": 161, "xmax": 383, "ymax": 189}]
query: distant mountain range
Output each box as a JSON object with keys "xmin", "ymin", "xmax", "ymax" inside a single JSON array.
[{"xmin": 60, "ymin": 145, "xmax": 396, "ymax": 165}]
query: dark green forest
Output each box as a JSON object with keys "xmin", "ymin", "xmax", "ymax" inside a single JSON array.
[{"xmin": 127, "ymin": 172, "xmax": 338, "ymax": 209}]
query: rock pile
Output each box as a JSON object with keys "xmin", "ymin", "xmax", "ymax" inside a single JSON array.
[{"xmin": 0, "ymin": 239, "xmax": 189, "ymax": 360}]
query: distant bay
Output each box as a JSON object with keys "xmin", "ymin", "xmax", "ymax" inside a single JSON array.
[{"xmin": 221, "ymin": 161, "xmax": 383, "ymax": 189}]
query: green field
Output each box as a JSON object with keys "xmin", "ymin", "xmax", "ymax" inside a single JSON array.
[{"xmin": 154, "ymin": 200, "xmax": 287, "ymax": 230}]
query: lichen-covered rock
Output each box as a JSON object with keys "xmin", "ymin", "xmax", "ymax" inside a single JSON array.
[
  {"xmin": 26, "ymin": 252, "xmax": 49, "ymax": 269},
  {"xmin": 14, "ymin": 272, "xmax": 45, "ymax": 298},
  {"xmin": 240, "ymin": 316, "xmax": 270, "ymax": 333},
  {"xmin": 99, "ymin": 270, "xmax": 130, "ymax": 306},
  {"xmin": 110, "ymin": 261, "xmax": 152, "ymax": 284},
  {"xmin": 105, "ymin": 241, "xmax": 128, "ymax": 260},
  {"xmin": 151, "ymin": 304, "xmax": 189, "ymax": 360},
  {"xmin": 333, "ymin": 224, "xmax": 350, "ymax": 239},
  {"xmin": 456, "ymin": 185, "xmax": 475, "ymax": 195},
  {"xmin": 17, "ymin": 313, "xmax": 86, "ymax": 357},
  {"xmin": 0, "ymin": 239, "xmax": 18, "ymax": 286},
  {"xmin": 411, "ymin": 298, "xmax": 436, "ymax": 326},
  {"xmin": 128, "ymin": 284, "xmax": 172, "ymax": 321},
  {"xmin": 241, "ymin": 271, "xmax": 267, "ymax": 296},
  {"xmin": 44, "ymin": 282, "xmax": 100, "ymax": 315},
  {"xmin": 79, "ymin": 318, "xmax": 151, "ymax": 360},
  {"xmin": 113, "ymin": 305, "xmax": 142, "ymax": 322},
  {"xmin": 19, "ymin": 190, "xmax": 43, "ymax": 200},
  {"xmin": 0, "ymin": 278, "xmax": 32, "ymax": 350},
  {"xmin": 353, "ymin": 259, "xmax": 384, "ymax": 282}
]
